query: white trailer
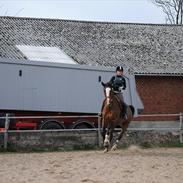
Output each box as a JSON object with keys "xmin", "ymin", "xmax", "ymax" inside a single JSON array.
[{"xmin": 0, "ymin": 58, "xmax": 143, "ymax": 129}]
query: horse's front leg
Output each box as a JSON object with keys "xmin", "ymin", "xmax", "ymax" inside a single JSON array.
[
  {"xmin": 103, "ymin": 132, "xmax": 110, "ymax": 152},
  {"xmin": 101, "ymin": 127, "xmax": 106, "ymax": 142},
  {"xmin": 103, "ymin": 126, "xmax": 113, "ymax": 153},
  {"xmin": 111, "ymin": 122, "xmax": 128, "ymax": 151},
  {"xmin": 111, "ymin": 128, "xmax": 124, "ymax": 151}
]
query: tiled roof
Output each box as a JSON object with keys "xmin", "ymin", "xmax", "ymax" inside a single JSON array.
[{"xmin": 0, "ymin": 16, "xmax": 183, "ymax": 75}]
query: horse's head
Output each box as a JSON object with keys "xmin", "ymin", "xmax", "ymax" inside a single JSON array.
[{"xmin": 104, "ymin": 87, "xmax": 115, "ymax": 107}]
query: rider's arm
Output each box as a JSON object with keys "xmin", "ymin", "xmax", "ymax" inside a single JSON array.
[
  {"xmin": 106, "ymin": 76, "xmax": 115, "ymax": 87},
  {"xmin": 122, "ymin": 77, "xmax": 126, "ymax": 90},
  {"xmin": 102, "ymin": 76, "xmax": 115, "ymax": 87}
]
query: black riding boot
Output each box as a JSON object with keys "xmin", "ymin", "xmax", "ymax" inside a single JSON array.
[{"xmin": 122, "ymin": 102, "xmax": 127, "ymax": 119}]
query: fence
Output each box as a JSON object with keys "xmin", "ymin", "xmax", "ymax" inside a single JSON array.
[
  {"xmin": 0, "ymin": 114, "xmax": 101, "ymax": 150},
  {"xmin": 133, "ymin": 113, "xmax": 183, "ymax": 144},
  {"xmin": 0, "ymin": 113, "xmax": 183, "ymax": 150}
]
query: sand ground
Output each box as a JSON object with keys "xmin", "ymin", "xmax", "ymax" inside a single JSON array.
[{"xmin": 0, "ymin": 147, "xmax": 183, "ymax": 183}]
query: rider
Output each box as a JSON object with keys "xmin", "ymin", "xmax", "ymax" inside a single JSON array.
[{"xmin": 102, "ymin": 66, "xmax": 127, "ymax": 118}]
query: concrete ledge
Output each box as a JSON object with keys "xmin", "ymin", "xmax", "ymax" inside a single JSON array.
[
  {"xmin": 114, "ymin": 130, "xmax": 180, "ymax": 148},
  {"xmin": 0, "ymin": 130, "xmax": 99, "ymax": 151},
  {"xmin": 129, "ymin": 121, "xmax": 180, "ymax": 129},
  {"xmin": 0, "ymin": 129, "xmax": 182, "ymax": 151}
]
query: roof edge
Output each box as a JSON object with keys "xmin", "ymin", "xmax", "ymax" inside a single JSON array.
[
  {"xmin": 134, "ymin": 73, "xmax": 183, "ymax": 76},
  {"xmin": 1, "ymin": 16, "xmax": 183, "ymax": 27}
]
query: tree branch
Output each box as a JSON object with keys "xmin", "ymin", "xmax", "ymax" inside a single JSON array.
[{"xmin": 152, "ymin": 0, "xmax": 183, "ymax": 24}]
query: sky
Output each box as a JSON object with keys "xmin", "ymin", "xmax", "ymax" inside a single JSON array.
[{"xmin": 0, "ymin": 0, "xmax": 165, "ymax": 24}]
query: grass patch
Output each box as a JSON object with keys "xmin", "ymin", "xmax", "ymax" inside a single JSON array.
[
  {"xmin": 158, "ymin": 142, "xmax": 183, "ymax": 148},
  {"xmin": 117, "ymin": 141, "xmax": 183, "ymax": 149},
  {"xmin": 118, "ymin": 144, "xmax": 129, "ymax": 149},
  {"xmin": 73, "ymin": 144, "xmax": 98, "ymax": 151},
  {"xmin": 1, "ymin": 142, "xmax": 183, "ymax": 153},
  {"xmin": 0, "ymin": 144, "xmax": 99, "ymax": 153},
  {"xmin": 139, "ymin": 141, "xmax": 183, "ymax": 149}
]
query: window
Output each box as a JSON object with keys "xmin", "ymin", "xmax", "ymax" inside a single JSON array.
[{"xmin": 16, "ymin": 45, "xmax": 76, "ymax": 64}]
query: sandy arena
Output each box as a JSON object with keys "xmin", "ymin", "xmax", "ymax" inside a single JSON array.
[{"xmin": 0, "ymin": 147, "xmax": 183, "ymax": 183}]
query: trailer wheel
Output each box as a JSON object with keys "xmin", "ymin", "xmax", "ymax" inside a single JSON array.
[
  {"xmin": 39, "ymin": 120, "xmax": 65, "ymax": 130},
  {"xmin": 72, "ymin": 121, "xmax": 95, "ymax": 129}
]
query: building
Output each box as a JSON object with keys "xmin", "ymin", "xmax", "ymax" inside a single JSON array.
[{"xmin": 0, "ymin": 16, "xmax": 183, "ymax": 121}]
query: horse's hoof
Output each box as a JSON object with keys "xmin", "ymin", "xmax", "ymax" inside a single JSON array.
[
  {"xmin": 111, "ymin": 144, "xmax": 117, "ymax": 151},
  {"xmin": 103, "ymin": 148, "xmax": 108, "ymax": 153}
]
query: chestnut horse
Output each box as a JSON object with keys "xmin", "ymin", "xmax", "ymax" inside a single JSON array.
[{"xmin": 101, "ymin": 86, "xmax": 135, "ymax": 152}]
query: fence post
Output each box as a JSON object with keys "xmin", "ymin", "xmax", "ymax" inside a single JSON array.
[
  {"xmin": 4, "ymin": 113, "xmax": 10, "ymax": 150},
  {"xmin": 179, "ymin": 112, "xmax": 183, "ymax": 143},
  {"xmin": 97, "ymin": 114, "xmax": 102, "ymax": 147}
]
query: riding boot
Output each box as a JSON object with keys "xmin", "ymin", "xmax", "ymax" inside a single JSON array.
[{"xmin": 122, "ymin": 102, "xmax": 127, "ymax": 120}]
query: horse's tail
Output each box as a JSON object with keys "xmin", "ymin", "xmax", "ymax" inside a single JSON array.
[{"xmin": 129, "ymin": 105, "xmax": 135, "ymax": 116}]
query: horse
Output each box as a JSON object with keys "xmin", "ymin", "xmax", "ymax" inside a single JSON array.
[{"xmin": 101, "ymin": 86, "xmax": 135, "ymax": 152}]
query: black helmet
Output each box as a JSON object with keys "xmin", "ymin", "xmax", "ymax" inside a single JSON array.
[{"xmin": 116, "ymin": 66, "xmax": 123, "ymax": 72}]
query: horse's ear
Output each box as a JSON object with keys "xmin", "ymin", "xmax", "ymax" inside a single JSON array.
[
  {"xmin": 101, "ymin": 82, "xmax": 107, "ymax": 96},
  {"xmin": 101, "ymin": 82, "xmax": 106, "ymax": 87},
  {"xmin": 103, "ymin": 87, "xmax": 106, "ymax": 97}
]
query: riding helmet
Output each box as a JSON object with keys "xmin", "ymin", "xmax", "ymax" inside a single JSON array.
[{"xmin": 116, "ymin": 66, "xmax": 123, "ymax": 72}]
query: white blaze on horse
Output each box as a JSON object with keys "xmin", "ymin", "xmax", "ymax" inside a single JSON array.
[{"xmin": 101, "ymin": 86, "xmax": 135, "ymax": 152}]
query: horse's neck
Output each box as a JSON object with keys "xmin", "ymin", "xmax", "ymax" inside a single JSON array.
[{"xmin": 114, "ymin": 95, "xmax": 124, "ymax": 112}]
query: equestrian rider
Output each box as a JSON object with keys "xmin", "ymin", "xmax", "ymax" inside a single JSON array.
[{"xmin": 102, "ymin": 66, "xmax": 127, "ymax": 119}]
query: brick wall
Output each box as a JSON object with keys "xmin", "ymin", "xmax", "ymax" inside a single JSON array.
[{"xmin": 135, "ymin": 76, "xmax": 183, "ymax": 121}]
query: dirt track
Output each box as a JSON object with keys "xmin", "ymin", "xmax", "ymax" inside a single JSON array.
[{"xmin": 0, "ymin": 147, "xmax": 183, "ymax": 183}]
